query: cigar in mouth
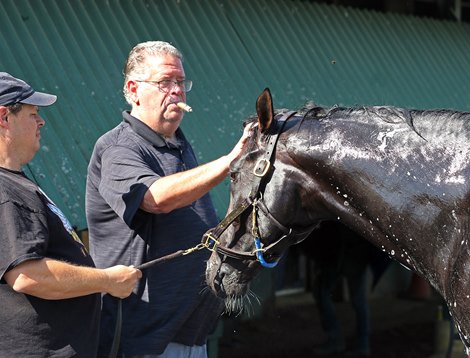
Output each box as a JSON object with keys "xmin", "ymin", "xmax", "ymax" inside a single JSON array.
[{"xmin": 176, "ymin": 102, "xmax": 192, "ymax": 112}]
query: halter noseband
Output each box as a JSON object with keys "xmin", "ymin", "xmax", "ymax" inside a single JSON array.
[{"xmin": 202, "ymin": 111, "xmax": 311, "ymax": 268}]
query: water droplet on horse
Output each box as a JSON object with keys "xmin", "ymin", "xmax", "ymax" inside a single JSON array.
[
  {"xmin": 344, "ymin": 201, "xmax": 349, "ymax": 206},
  {"xmin": 390, "ymin": 250, "xmax": 395, "ymax": 255}
]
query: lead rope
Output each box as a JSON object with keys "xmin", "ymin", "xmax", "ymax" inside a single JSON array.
[{"xmin": 108, "ymin": 244, "xmax": 207, "ymax": 358}]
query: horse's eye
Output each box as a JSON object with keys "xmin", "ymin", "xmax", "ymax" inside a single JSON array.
[{"xmin": 230, "ymin": 172, "xmax": 238, "ymax": 182}]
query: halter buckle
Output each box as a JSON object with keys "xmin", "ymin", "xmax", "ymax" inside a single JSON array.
[
  {"xmin": 202, "ymin": 232, "xmax": 220, "ymax": 252},
  {"xmin": 253, "ymin": 158, "xmax": 270, "ymax": 177}
]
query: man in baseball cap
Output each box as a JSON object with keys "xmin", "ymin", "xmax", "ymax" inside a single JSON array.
[
  {"xmin": 0, "ymin": 72, "xmax": 142, "ymax": 357},
  {"xmin": 0, "ymin": 72, "xmax": 57, "ymax": 106}
]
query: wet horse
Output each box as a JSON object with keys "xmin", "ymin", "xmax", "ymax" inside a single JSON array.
[{"xmin": 204, "ymin": 88, "xmax": 470, "ymax": 354}]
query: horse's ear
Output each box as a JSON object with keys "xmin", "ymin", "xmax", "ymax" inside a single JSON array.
[{"xmin": 256, "ymin": 88, "xmax": 274, "ymax": 133}]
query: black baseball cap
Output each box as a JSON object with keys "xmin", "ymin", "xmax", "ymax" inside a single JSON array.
[{"xmin": 0, "ymin": 72, "xmax": 57, "ymax": 107}]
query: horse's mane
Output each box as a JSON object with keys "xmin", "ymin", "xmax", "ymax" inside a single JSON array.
[
  {"xmin": 294, "ymin": 103, "xmax": 470, "ymax": 142},
  {"xmin": 244, "ymin": 103, "xmax": 470, "ymax": 144}
]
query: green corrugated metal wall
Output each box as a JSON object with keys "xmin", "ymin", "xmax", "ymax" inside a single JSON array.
[{"xmin": 1, "ymin": 0, "xmax": 470, "ymax": 229}]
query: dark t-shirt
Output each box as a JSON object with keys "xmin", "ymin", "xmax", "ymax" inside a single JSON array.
[
  {"xmin": 86, "ymin": 111, "xmax": 223, "ymax": 357},
  {"xmin": 0, "ymin": 167, "xmax": 100, "ymax": 357}
]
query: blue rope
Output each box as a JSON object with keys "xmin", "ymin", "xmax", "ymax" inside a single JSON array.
[{"xmin": 255, "ymin": 237, "xmax": 279, "ymax": 268}]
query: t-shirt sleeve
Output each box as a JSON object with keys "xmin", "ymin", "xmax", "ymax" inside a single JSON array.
[
  {"xmin": 99, "ymin": 145, "xmax": 161, "ymax": 226},
  {"xmin": 0, "ymin": 201, "xmax": 48, "ymax": 282}
]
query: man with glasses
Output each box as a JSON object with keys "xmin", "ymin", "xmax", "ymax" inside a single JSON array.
[{"xmin": 86, "ymin": 41, "xmax": 251, "ymax": 358}]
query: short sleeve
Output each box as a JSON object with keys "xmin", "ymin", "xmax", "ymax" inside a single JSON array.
[
  {"xmin": 0, "ymin": 200, "xmax": 47, "ymax": 281},
  {"xmin": 98, "ymin": 145, "xmax": 160, "ymax": 226}
]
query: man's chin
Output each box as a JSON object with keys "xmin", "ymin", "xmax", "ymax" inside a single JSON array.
[{"xmin": 163, "ymin": 114, "xmax": 183, "ymax": 124}]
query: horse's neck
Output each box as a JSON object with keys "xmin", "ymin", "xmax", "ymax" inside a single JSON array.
[{"xmin": 285, "ymin": 114, "xmax": 470, "ymax": 295}]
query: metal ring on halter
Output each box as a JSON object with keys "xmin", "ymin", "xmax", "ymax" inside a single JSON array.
[{"xmin": 202, "ymin": 232, "xmax": 220, "ymax": 252}]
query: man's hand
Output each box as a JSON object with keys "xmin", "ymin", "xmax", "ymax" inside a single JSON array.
[
  {"xmin": 226, "ymin": 122, "xmax": 254, "ymax": 163},
  {"xmin": 103, "ymin": 265, "xmax": 142, "ymax": 298}
]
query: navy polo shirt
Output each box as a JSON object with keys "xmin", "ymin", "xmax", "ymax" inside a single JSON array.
[{"xmin": 86, "ymin": 111, "xmax": 222, "ymax": 357}]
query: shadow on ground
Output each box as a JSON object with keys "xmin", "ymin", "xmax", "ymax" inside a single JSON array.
[{"xmin": 218, "ymin": 293, "xmax": 465, "ymax": 358}]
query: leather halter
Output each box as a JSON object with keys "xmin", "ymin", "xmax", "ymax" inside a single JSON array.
[{"xmin": 202, "ymin": 111, "xmax": 312, "ymax": 267}]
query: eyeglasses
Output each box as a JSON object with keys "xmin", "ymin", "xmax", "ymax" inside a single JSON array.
[{"xmin": 136, "ymin": 79, "xmax": 193, "ymax": 93}]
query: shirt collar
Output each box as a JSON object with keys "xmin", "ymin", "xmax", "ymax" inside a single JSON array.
[{"xmin": 122, "ymin": 111, "xmax": 185, "ymax": 149}]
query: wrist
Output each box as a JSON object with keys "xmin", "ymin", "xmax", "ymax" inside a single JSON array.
[{"xmin": 219, "ymin": 155, "xmax": 232, "ymax": 174}]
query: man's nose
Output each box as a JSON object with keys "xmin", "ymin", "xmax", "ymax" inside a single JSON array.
[
  {"xmin": 169, "ymin": 82, "xmax": 184, "ymax": 95},
  {"xmin": 37, "ymin": 116, "xmax": 45, "ymax": 127}
]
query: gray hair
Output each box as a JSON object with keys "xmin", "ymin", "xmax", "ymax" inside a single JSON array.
[{"xmin": 123, "ymin": 41, "xmax": 183, "ymax": 104}]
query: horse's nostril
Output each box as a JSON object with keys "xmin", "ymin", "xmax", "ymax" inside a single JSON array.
[{"xmin": 216, "ymin": 264, "xmax": 231, "ymax": 284}]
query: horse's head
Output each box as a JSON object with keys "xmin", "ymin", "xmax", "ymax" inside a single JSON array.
[{"xmin": 205, "ymin": 89, "xmax": 316, "ymax": 301}]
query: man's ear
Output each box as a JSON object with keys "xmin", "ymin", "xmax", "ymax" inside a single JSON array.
[
  {"xmin": 126, "ymin": 80, "xmax": 140, "ymax": 105},
  {"xmin": 0, "ymin": 106, "xmax": 9, "ymax": 128}
]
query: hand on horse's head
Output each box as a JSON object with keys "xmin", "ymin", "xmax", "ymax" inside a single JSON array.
[{"xmin": 226, "ymin": 121, "xmax": 254, "ymax": 164}]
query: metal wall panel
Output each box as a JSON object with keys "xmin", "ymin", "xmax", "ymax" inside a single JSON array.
[{"xmin": 1, "ymin": 0, "xmax": 470, "ymax": 229}]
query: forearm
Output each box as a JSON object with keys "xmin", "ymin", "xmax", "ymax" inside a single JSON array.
[
  {"xmin": 142, "ymin": 154, "xmax": 232, "ymax": 213},
  {"xmin": 5, "ymin": 258, "xmax": 112, "ymax": 300},
  {"xmin": 141, "ymin": 122, "xmax": 252, "ymax": 214}
]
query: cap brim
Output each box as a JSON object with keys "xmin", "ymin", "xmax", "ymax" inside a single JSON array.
[{"xmin": 20, "ymin": 91, "xmax": 57, "ymax": 107}]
